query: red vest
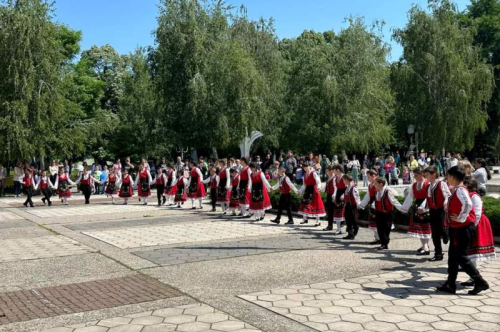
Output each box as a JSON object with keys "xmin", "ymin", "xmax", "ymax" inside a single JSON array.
[
  {"xmin": 231, "ymin": 175, "xmax": 239, "ymax": 187},
  {"xmin": 140, "ymin": 169, "xmax": 148, "ymax": 179},
  {"xmin": 448, "ymin": 186, "xmax": 475, "ymax": 228},
  {"xmin": 368, "ymin": 184, "xmax": 377, "ymax": 198},
  {"xmin": 428, "ymin": 181, "xmax": 446, "ymax": 209},
  {"xmin": 240, "ymin": 167, "xmax": 250, "ymax": 180},
  {"xmin": 279, "ymin": 176, "xmax": 291, "ymax": 194},
  {"xmin": 375, "ymin": 189, "xmax": 394, "ymax": 213},
  {"xmin": 304, "ymin": 172, "xmax": 316, "ymax": 186},
  {"xmin": 167, "ymin": 170, "xmax": 174, "ymax": 178},
  {"xmin": 220, "ymin": 168, "xmax": 227, "ymax": 179},
  {"xmin": 109, "ymin": 174, "xmax": 116, "ymax": 183},
  {"xmin": 156, "ymin": 175, "xmax": 164, "ymax": 185},
  {"xmin": 81, "ymin": 173, "xmax": 91, "ymax": 185},
  {"xmin": 251, "ymin": 171, "xmax": 263, "ymax": 184},
  {"xmin": 412, "ymin": 181, "xmax": 429, "ymax": 200},
  {"xmin": 344, "ymin": 188, "xmax": 357, "ymax": 207},
  {"xmin": 22, "ymin": 176, "xmax": 33, "ymax": 187},
  {"xmin": 326, "ymin": 178, "xmax": 335, "ymax": 195},
  {"xmin": 122, "ymin": 175, "xmax": 131, "ymax": 184},
  {"xmin": 335, "ymin": 175, "xmax": 346, "ymax": 190},
  {"xmin": 210, "ymin": 176, "xmax": 218, "ymax": 189},
  {"xmin": 40, "ymin": 177, "xmax": 49, "ymax": 189}
]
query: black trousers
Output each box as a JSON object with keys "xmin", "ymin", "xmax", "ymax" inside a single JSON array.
[
  {"xmin": 210, "ymin": 188, "xmax": 217, "ymax": 209},
  {"xmin": 429, "ymin": 208, "xmax": 445, "ymax": 255},
  {"xmin": 326, "ymin": 195, "xmax": 334, "ymax": 228},
  {"xmin": 23, "ymin": 187, "xmax": 34, "ymax": 207},
  {"xmin": 276, "ymin": 193, "xmax": 293, "ymax": 221},
  {"xmin": 81, "ymin": 184, "xmax": 91, "ymax": 204},
  {"xmin": 157, "ymin": 184, "xmax": 164, "ymax": 205},
  {"xmin": 41, "ymin": 188, "xmax": 52, "ymax": 205},
  {"xmin": 345, "ymin": 205, "xmax": 359, "ymax": 237},
  {"xmin": 448, "ymin": 224, "xmax": 481, "ymax": 283},
  {"xmin": 375, "ymin": 211, "xmax": 392, "ymax": 246}
]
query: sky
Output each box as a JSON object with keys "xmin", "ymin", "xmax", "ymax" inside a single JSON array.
[{"xmin": 53, "ymin": 0, "xmax": 470, "ymax": 62}]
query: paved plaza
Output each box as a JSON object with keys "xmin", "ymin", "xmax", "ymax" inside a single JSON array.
[{"xmin": 0, "ymin": 194, "xmax": 498, "ymax": 332}]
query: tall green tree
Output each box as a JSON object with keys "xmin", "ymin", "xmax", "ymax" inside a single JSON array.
[{"xmin": 391, "ymin": 0, "xmax": 494, "ymax": 152}]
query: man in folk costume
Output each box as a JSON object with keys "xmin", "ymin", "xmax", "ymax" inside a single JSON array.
[
  {"xmin": 37, "ymin": 169, "xmax": 55, "ymax": 206},
  {"xmin": 187, "ymin": 160, "xmax": 206, "ymax": 209},
  {"xmin": 216, "ymin": 159, "xmax": 231, "ymax": 214},
  {"xmin": 400, "ymin": 167, "xmax": 432, "ymax": 255},
  {"xmin": 105, "ymin": 167, "xmax": 120, "ymax": 205},
  {"xmin": 173, "ymin": 170, "xmax": 188, "ymax": 208},
  {"xmin": 358, "ymin": 169, "xmax": 380, "ymax": 244},
  {"xmin": 271, "ymin": 167, "xmax": 299, "ymax": 225},
  {"xmin": 373, "ymin": 178, "xmax": 404, "ymax": 250},
  {"xmin": 332, "ymin": 165, "xmax": 346, "ymax": 235},
  {"xmin": 155, "ymin": 168, "xmax": 166, "ymax": 206},
  {"xmin": 322, "ymin": 165, "xmax": 336, "ymax": 231},
  {"xmin": 163, "ymin": 164, "xmax": 177, "ymax": 206},
  {"xmin": 342, "ymin": 174, "xmax": 360, "ymax": 240},
  {"xmin": 203, "ymin": 167, "xmax": 219, "ymax": 212},
  {"xmin": 299, "ymin": 164, "xmax": 326, "ymax": 226},
  {"xmin": 54, "ymin": 167, "xmax": 77, "ymax": 205},
  {"xmin": 20, "ymin": 168, "xmax": 35, "ymax": 207},
  {"xmin": 119, "ymin": 169, "xmax": 134, "ymax": 205},
  {"xmin": 228, "ymin": 168, "xmax": 240, "ymax": 216},
  {"xmin": 437, "ymin": 166, "xmax": 489, "ymax": 295},
  {"xmin": 248, "ymin": 163, "xmax": 272, "ymax": 221},
  {"xmin": 135, "ymin": 163, "xmax": 153, "ymax": 205},
  {"xmin": 238, "ymin": 158, "xmax": 252, "ymax": 218},
  {"xmin": 75, "ymin": 162, "xmax": 98, "ymax": 205}
]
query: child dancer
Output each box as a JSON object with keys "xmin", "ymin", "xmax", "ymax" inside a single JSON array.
[
  {"xmin": 105, "ymin": 168, "xmax": 120, "ymax": 204},
  {"xmin": 20, "ymin": 168, "xmax": 35, "ymax": 207},
  {"xmin": 299, "ymin": 164, "xmax": 326, "ymax": 226},
  {"xmin": 203, "ymin": 167, "xmax": 219, "ymax": 212},
  {"xmin": 217, "ymin": 159, "xmax": 231, "ymax": 214},
  {"xmin": 436, "ymin": 166, "xmax": 489, "ymax": 295},
  {"xmin": 135, "ymin": 163, "xmax": 153, "ymax": 205},
  {"xmin": 249, "ymin": 163, "xmax": 272, "ymax": 221},
  {"xmin": 173, "ymin": 170, "xmax": 188, "ymax": 208},
  {"xmin": 164, "ymin": 164, "xmax": 177, "ymax": 205},
  {"xmin": 119, "ymin": 169, "xmax": 134, "ymax": 205},
  {"xmin": 238, "ymin": 158, "xmax": 252, "ymax": 218},
  {"xmin": 37, "ymin": 170, "xmax": 54, "ymax": 206},
  {"xmin": 155, "ymin": 168, "xmax": 166, "ymax": 206},
  {"xmin": 373, "ymin": 178, "xmax": 404, "ymax": 250},
  {"xmin": 75, "ymin": 162, "xmax": 96, "ymax": 205},
  {"xmin": 343, "ymin": 174, "xmax": 360, "ymax": 240},
  {"xmin": 332, "ymin": 165, "xmax": 346, "ymax": 235},
  {"xmin": 323, "ymin": 165, "xmax": 335, "ymax": 231},
  {"xmin": 187, "ymin": 160, "xmax": 206, "ymax": 209},
  {"xmin": 54, "ymin": 167, "xmax": 76, "ymax": 205},
  {"xmin": 359, "ymin": 169, "xmax": 380, "ymax": 244},
  {"xmin": 271, "ymin": 167, "xmax": 299, "ymax": 225},
  {"xmin": 229, "ymin": 168, "xmax": 240, "ymax": 216}
]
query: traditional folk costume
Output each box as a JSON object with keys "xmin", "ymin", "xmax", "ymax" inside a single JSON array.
[
  {"xmin": 54, "ymin": 173, "xmax": 76, "ymax": 205},
  {"xmin": 359, "ymin": 183, "xmax": 379, "ymax": 243},
  {"xmin": 75, "ymin": 171, "xmax": 96, "ymax": 205},
  {"xmin": 203, "ymin": 174, "xmax": 219, "ymax": 212},
  {"xmin": 271, "ymin": 174, "xmax": 299, "ymax": 224},
  {"xmin": 401, "ymin": 180, "xmax": 432, "ymax": 254},
  {"xmin": 344, "ymin": 183, "xmax": 361, "ymax": 239},
  {"xmin": 155, "ymin": 173, "xmax": 166, "ymax": 206},
  {"xmin": 217, "ymin": 167, "xmax": 231, "ymax": 213},
  {"xmin": 173, "ymin": 175, "xmax": 188, "ymax": 207},
  {"xmin": 187, "ymin": 167, "xmax": 206, "ymax": 209},
  {"xmin": 37, "ymin": 176, "xmax": 55, "ymax": 206},
  {"xmin": 229, "ymin": 174, "xmax": 240, "ymax": 215},
  {"xmin": 135, "ymin": 169, "xmax": 153, "ymax": 204},
  {"xmin": 373, "ymin": 186, "xmax": 403, "ymax": 249},
  {"xmin": 105, "ymin": 173, "xmax": 120, "ymax": 204},
  {"xmin": 163, "ymin": 169, "xmax": 177, "ymax": 205},
  {"xmin": 238, "ymin": 166, "xmax": 252, "ymax": 217},
  {"xmin": 20, "ymin": 174, "xmax": 35, "ymax": 207},
  {"xmin": 424, "ymin": 180, "xmax": 451, "ymax": 260},
  {"xmin": 468, "ymin": 192, "xmax": 496, "ymax": 262},
  {"xmin": 249, "ymin": 170, "xmax": 272, "ymax": 221},
  {"xmin": 119, "ymin": 174, "xmax": 134, "ymax": 204},
  {"xmin": 323, "ymin": 175, "xmax": 335, "ymax": 231},
  {"xmin": 333, "ymin": 174, "xmax": 346, "ymax": 234},
  {"xmin": 299, "ymin": 171, "xmax": 326, "ymax": 226}
]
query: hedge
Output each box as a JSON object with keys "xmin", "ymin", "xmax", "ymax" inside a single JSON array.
[{"xmin": 268, "ymin": 189, "xmax": 500, "ymax": 236}]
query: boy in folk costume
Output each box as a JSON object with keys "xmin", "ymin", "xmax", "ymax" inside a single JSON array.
[
  {"xmin": 400, "ymin": 167, "xmax": 432, "ymax": 255},
  {"xmin": 54, "ymin": 167, "xmax": 76, "ymax": 205},
  {"xmin": 358, "ymin": 169, "xmax": 380, "ymax": 244},
  {"xmin": 75, "ymin": 162, "xmax": 98, "ymax": 205},
  {"xmin": 155, "ymin": 168, "xmax": 166, "ymax": 206},
  {"xmin": 248, "ymin": 163, "xmax": 272, "ymax": 221},
  {"xmin": 203, "ymin": 167, "xmax": 219, "ymax": 212},
  {"xmin": 37, "ymin": 170, "xmax": 55, "ymax": 206},
  {"xmin": 299, "ymin": 164, "xmax": 326, "ymax": 226},
  {"xmin": 271, "ymin": 167, "xmax": 299, "ymax": 225},
  {"xmin": 163, "ymin": 164, "xmax": 177, "ymax": 206},
  {"xmin": 342, "ymin": 174, "xmax": 360, "ymax": 240},
  {"xmin": 322, "ymin": 165, "xmax": 336, "ymax": 231},
  {"xmin": 20, "ymin": 168, "xmax": 35, "ymax": 207},
  {"xmin": 105, "ymin": 167, "xmax": 120, "ymax": 205},
  {"xmin": 331, "ymin": 165, "xmax": 346, "ymax": 235},
  {"xmin": 437, "ymin": 166, "xmax": 489, "ymax": 295},
  {"xmin": 238, "ymin": 158, "xmax": 253, "ymax": 218},
  {"xmin": 187, "ymin": 160, "xmax": 206, "ymax": 209},
  {"xmin": 216, "ymin": 159, "xmax": 231, "ymax": 214},
  {"xmin": 373, "ymin": 178, "xmax": 404, "ymax": 250},
  {"xmin": 173, "ymin": 170, "xmax": 188, "ymax": 208},
  {"xmin": 135, "ymin": 163, "xmax": 153, "ymax": 205},
  {"xmin": 119, "ymin": 169, "xmax": 134, "ymax": 205},
  {"xmin": 228, "ymin": 168, "xmax": 240, "ymax": 216}
]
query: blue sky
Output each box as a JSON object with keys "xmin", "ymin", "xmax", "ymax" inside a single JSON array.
[{"xmin": 53, "ymin": 0, "xmax": 470, "ymax": 61}]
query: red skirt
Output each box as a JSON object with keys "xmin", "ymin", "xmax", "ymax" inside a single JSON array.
[
  {"xmin": 249, "ymin": 187, "xmax": 272, "ymax": 212},
  {"xmin": 468, "ymin": 215, "xmax": 496, "ymax": 262},
  {"xmin": 175, "ymin": 189, "xmax": 187, "ymax": 202},
  {"xmin": 119, "ymin": 185, "xmax": 133, "ymax": 198},
  {"xmin": 187, "ymin": 179, "xmax": 206, "ymax": 199},
  {"xmin": 229, "ymin": 188, "xmax": 240, "ymax": 208},
  {"xmin": 105, "ymin": 182, "xmax": 118, "ymax": 196},
  {"xmin": 137, "ymin": 184, "xmax": 151, "ymax": 198},
  {"xmin": 216, "ymin": 188, "xmax": 231, "ymax": 203},
  {"xmin": 333, "ymin": 204, "xmax": 345, "ymax": 222},
  {"xmin": 299, "ymin": 191, "xmax": 326, "ymax": 217},
  {"xmin": 164, "ymin": 184, "xmax": 178, "ymax": 196},
  {"xmin": 239, "ymin": 188, "xmax": 252, "ymax": 207},
  {"xmin": 408, "ymin": 212, "xmax": 432, "ymax": 239},
  {"xmin": 58, "ymin": 189, "xmax": 72, "ymax": 199}
]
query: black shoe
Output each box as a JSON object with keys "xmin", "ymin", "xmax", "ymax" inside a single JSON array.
[
  {"xmin": 429, "ymin": 254, "xmax": 444, "ymax": 262},
  {"xmin": 191, "ymin": 207, "xmax": 196, "ymax": 210},
  {"xmin": 259, "ymin": 217, "xmax": 264, "ymax": 221},
  {"xmin": 343, "ymin": 235, "xmax": 354, "ymax": 240},
  {"xmin": 41, "ymin": 198, "xmax": 46, "ymax": 205},
  {"xmin": 443, "ymin": 232, "xmax": 449, "ymax": 245},
  {"xmin": 211, "ymin": 209, "xmax": 216, "ymax": 212},
  {"xmin": 354, "ymin": 227, "xmax": 359, "ymax": 236},
  {"xmin": 469, "ymin": 279, "xmax": 489, "ymax": 295},
  {"xmin": 300, "ymin": 220, "xmax": 308, "ymax": 224},
  {"xmin": 241, "ymin": 215, "xmax": 251, "ymax": 219},
  {"xmin": 48, "ymin": 201, "xmax": 52, "ymax": 206},
  {"xmin": 162, "ymin": 197, "xmax": 167, "ymax": 205},
  {"xmin": 377, "ymin": 245, "xmax": 389, "ymax": 250},
  {"xmin": 417, "ymin": 248, "xmax": 424, "ymax": 253},
  {"xmin": 461, "ymin": 280, "xmax": 475, "ymax": 287},
  {"xmin": 417, "ymin": 250, "xmax": 431, "ymax": 256},
  {"xmin": 436, "ymin": 282, "xmax": 456, "ymax": 294},
  {"xmin": 323, "ymin": 227, "xmax": 333, "ymax": 231},
  {"xmin": 238, "ymin": 213, "xmax": 243, "ymax": 216},
  {"xmin": 23, "ymin": 203, "xmax": 27, "ymax": 207},
  {"xmin": 285, "ymin": 220, "xmax": 294, "ymax": 225},
  {"xmin": 271, "ymin": 219, "xmax": 280, "ymax": 224},
  {"xmin": 369, "ymin": 240, "xmax": 381, "ymax": 245}
]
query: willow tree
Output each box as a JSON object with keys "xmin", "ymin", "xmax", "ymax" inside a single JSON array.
[{"xmin": 391, "ymin": 0, "xmax": 494, "ymax": 152}]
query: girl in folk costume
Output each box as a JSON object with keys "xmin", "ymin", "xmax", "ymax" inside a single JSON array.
[
  {"xmin": 423, "ymin": 165, "xmax": 451, "ymax": 262},
  {"xmin": 20, "ymin": 168, "xmax": 35, "ymax": 207},
  {"xmin": 119, "ymin": 169, "xmax": 134, "ymax": 205},
  {"xmin": 135, "ymin": 163, "xmax": 153, "ymax": 205},
  {"xmin": 342, "ymin": 174, "xmax": 360, "ymax": 240},
  {"xmin": 299, "ymin": 164, "xmax": 326, "ymax": 226},
  {"xmin": 54, "ymin": 167, "xmax": 76, "ymax": 205},
  {"xmin": 461, "ymin": 178, "xmax": 496, "ymax": 288},
  {"xmin": 155, "ymin": 168, "xmax": 166, "ymax": 206},
  {"xmin": 216, "ymin": 159, "xmax": 231, "ymax": 214},
  {"xmin": 248, "ymin": 163, "xmax": 272, "ymax": 221},
  {"xmin": 323, "ymin": 165, "xmax": 336, "ymax": 231},
  {"xmin": 358, "ymin": 169, "xmax": 380, "ymax": 244},
  {"xmin": 228, "ymin": 168, "xmax": 241, "ymax": 216},
  {"xmin": 105, "ymin": 168, "xmax": 120, "ymax": 204},
  {"xmin": 163, "ymin": 164, "xmax": 177, "ymax": 206},
  {"xmin": 373, "ymin": 178, "xmax": 404, "ymax": 250},
  {"xmin": 203, "ymin": 167, "xmax": 219, "ymax": 212},
  {"xmin": 75, "ymin": 162, "xmax": 97, "ymax": 205},
  {"xmin": 238, "ymin": 158, "xmax": 253, "ymax": 218},
  {"xmin": 187, "ymin": 161, "xmax": 206, "ymax": 209},
  {"xmin": 437, "ymin": 166, "xmax": 489, "ymax": 295},
  {"xmin": 173, "ymin": 170, "xmax": 188, "ymax": 208},
  {"xmin": 332, "ymin": 165, "xmax": 346, "ymax": 235},
  {"xmin": 400, "ymin": 167, "xmax": 432, "ymax": 255},
  {"xmin": 37, "ymin": 170, "xmax": 55, "ymax": 206},
  {"xmin": 270, "ymin": 167, "xmax": 299, "ymax": 225}
]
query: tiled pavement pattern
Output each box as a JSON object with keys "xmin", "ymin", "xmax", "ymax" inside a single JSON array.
[
  {"xmin": 41, "ymin": 303, "xmax": 261, "ymax": 332},
  {"xmin": 0, "ymin": 236, "xmax": 95, "ymax": 263},
  {"xmin": 0, "ymin": 211, "xmax": 24, "ymax": 220},
  {"xmin": 0, "ymin": 274, "xmax": 182, "ymax": 325},
  {"xmin": 134, "ymin": 234, "xmax": 336, "ymax": 266},
  {"xmin": 25, "ymin": 204, "xmax": 162, "ymax": 218},
  {"xmin": 83, "ymin": 221, "xmax": 295, "ymax": 249},
  {"xmin": 240, "ymin": 259, "xmax": 500, "ymax": 332}
]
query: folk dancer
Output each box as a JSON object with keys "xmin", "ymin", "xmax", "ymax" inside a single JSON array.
[
  {"xmin": 173, "ymin": 170, "xmax": 188, "ymax": 208},
  {"xmin": 248, "ymin": 163, "xmax": 272, "ymax": 221},
  {"xmin": 238, "ymin": 158, "xmax": 252, "ymax": 218},
  {"xmin": 358, "ymin": 169, "xmax": 380, "ymax": 244},
  {"xmin": 216, "ymin": 159, "xmax": 231, "ymax": 214},
  {"xmin": 118, "ymin": 169, "xmax": 134, "ymax": 205},
  {"xmin": 271, "ymin": 167, "xmax": 299, "ymax": 225},
  {"xmin": 342, "ymin": 174, "xmax": 360, "ymax": 240},
  {"xmin": 373, "ymin": 178, "xmax": 404, "ymax": 250},
  {"xmin": 228, "ymin": 168, "xmax": 240, "ymax": 216},
  {"xmin": 299, "ymin": 164, "xmax": 326, "ymax": 226},
  {"xmin": 187, "ymin": 161, "xmax": 206, "ymax": 209},
  {"xmin": 135, "ymin": 163, "xmax": 153, "ymax": 205}
]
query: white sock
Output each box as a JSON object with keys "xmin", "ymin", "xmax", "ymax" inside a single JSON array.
[
  {"xmin": 336, "ymin": 221, "xmax": 342, "ymax": 230},
  {"xmin": 198, "ymin": 198, "xmax": 203, "ymax": 208},
  {"xmin": 191, "ymin": 199, "xmax": 195, "ymax": 208},
  {"xmin": 374, "ymin": 231, "xmax": 380, "ymax": 240},
  {"xmin": 144, "ymin": 198, "xmax": 148, "ymax": 204},
  {"xmin": 241, "ymin": 206, "xmax": 247, "ymax": 216},
  {"xmin": 421, "ymin": 238, "xmax": 430, "ymax": 251},
  {"xmin": 316, "ymin": 216, "xmax": 320, "ymax": 224}
]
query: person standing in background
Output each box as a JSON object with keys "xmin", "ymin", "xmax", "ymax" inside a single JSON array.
[
  {"xmin": 100, "ymin": 165, "xmax": 109, "ymax": 194},
  {"xmin": 113, "ymin": 158, "xmax": 122, "ymax": 174},
  {"xmin": 0, "ymin": 164, "xmax": 6, "ymax": 197},
  {"xmin": 49, "ymin": 160, "xmax": 58, "ymax": 184},
  {"xmin": 14, "ymin": 162, "xmax": 23, "ymax": 197},
  {"xmin": 284, "ymin": 151, "xmax": 297, "ymax": 181},
  {"xmin": 350, "ymin": 155, "xmax": 360, "ymax": 186},
  {"xmin": 175, "ymin": 156, "xmax": 184, "ymax": 173},
  {"xmin": 63, "ymin": 159, "xmax": 70, "ymax": 174}
]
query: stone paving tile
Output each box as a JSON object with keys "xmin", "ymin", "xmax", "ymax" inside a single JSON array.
[
  {"xmin": 133, "ymin": 234, "xmax": 334, "ymax": 266},
  {"xmin": 0, "ymin": 236, "xmax": 95, "ymax": 263},
  {"xmin": 0, "ymin": 274, "xmax": 182, "ymax": 326},
  {"xmin": 239, "ymin": 259, "xmax": 500, "ymax": 332},
  {"xmin": 0, "ymin": 219, "xmax": 33, "ymax": 229},
  {"xmin": 39, "ymin": 303, "xmax": 261, "ymax": 332},
  {"xmin": 83, "ymin": 221, "xmax": 296, "ymax": 249},
  {"xmin": 0, "ymin": 211, "xmax": 24, "ymax": 220},
  {"xmin": 25, "ymin": 204, "xmax": 162, "ymax": 218}
]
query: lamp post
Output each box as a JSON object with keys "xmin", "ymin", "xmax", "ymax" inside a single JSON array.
[{"xmin": 407, "ymin": 125, "xmax": 417, "ymax": 155}]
